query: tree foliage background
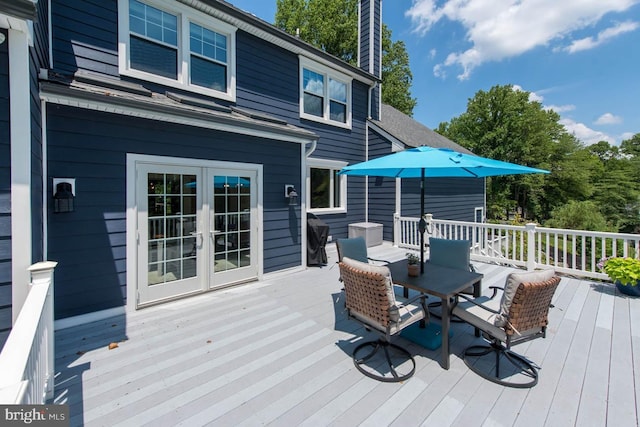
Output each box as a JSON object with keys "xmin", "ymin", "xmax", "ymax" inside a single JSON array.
[
  {"xmin": 437, "ymin": 84, "xmax": 640, "ymax": 232},
  {"xmin": 275, "ymin": 0, "xmax": 416, "ymax": 115}
]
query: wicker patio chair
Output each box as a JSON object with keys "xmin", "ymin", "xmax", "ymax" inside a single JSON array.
[
  {"xmin": 452, "ymin": 269, "xmax": 561, "ymax": 388},
  {"xmin": 339, "ymin": 257, "xmax": 427, "ymax": 382}
]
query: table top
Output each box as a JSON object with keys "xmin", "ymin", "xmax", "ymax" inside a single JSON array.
[{"xmin": 388, "ymin": 259, "xmax": 483, "ymax": 299}]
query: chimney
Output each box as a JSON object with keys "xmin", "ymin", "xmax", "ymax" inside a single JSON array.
[{"xmin": 358, "ymin": 0, "xmax": 382, "ymax": 120}]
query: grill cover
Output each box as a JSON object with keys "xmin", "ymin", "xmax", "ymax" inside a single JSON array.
[{"xmin": 307, "ymin": 215, "xmax": 329, "ymax": 266}]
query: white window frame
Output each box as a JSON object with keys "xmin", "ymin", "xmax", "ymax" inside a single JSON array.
[
  {"xmin": 307, "ymin": 158, "xmax": 348, "ymax": 214},
  {"xmin": 118, "ymin": 0, "xmax": 237, "ymax": 102},
  {"xmin": 299, "ymin": 57, "xmax": 352, "ymax": 129}
]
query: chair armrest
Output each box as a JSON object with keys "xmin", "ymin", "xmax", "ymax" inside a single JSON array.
[
  {"xmin": 400, "ymin": 293, "xmax": 426, "ymax": 307},
  {"xmin": 456, "ymin": 293, "xmax": 502, "ymax": 315},
  {"xmin": 487, "ymin": 286, "xmax": 503, "ymax": 298},
  {"xmin": 367, "ymin": 257, "xmax": 389, "ymax": 265}
]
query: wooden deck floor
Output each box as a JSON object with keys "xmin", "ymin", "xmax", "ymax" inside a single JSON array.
[{"xmin": 53, "ymin": 243, "xmax": 640, "ymax": 426}]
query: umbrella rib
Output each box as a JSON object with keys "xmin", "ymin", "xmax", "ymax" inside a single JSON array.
[{"xmin": 461, "ymin": 167, "xmax": 480, "ymax": 177}]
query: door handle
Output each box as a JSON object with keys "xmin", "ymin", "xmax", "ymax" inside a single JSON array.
[{"xmin": 190, "ymin": 231, "xmax": 203, "ymax": 246}]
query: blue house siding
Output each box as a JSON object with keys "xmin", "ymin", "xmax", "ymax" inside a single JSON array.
[
  {"xmin": 51, "ymin": 0, "xmax": 118, "ymax": 77},
  {"xmin": 46, "ymin": 104, "xmax": 304, "ymax": 319},
  {"xmin": 43, "ymin": 0, "xmax": 383, "ymax": 318},
  {"xmin": 0, "ymin": 29, "xmax": 10, "ymax": 346},
  {"xmin": 366, "ymin": 130, "xmax": 396, "ymax": 242},
  {"xmin": 401, "ymin": 178, "xmax": 485, "ymax": 222},
  {"xmin": 234, "ymin": 31, "xmax": 371, "ymax": 240}
]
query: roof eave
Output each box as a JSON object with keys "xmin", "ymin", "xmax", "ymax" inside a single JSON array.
[{"xmin": 40, "ymin": 81, "xmax": 319, "ymax": 145}]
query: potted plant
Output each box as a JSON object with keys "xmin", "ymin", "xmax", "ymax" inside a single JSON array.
[
  {"xmin": 406, "ymin": 252, "xmax": 421, "ymax": 277},
  {"xmin": 600, "ymin": 257, "xmax": 640, "ymax": 297}
]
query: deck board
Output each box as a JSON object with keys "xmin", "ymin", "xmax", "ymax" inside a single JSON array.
[{"xmin": 52, "ymin": 242, "xmax": 640, "ymax": 426}]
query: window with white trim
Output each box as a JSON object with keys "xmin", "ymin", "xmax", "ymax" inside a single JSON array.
[
  {"xmin": 119, "ymin": 0, "xmax": 236, "ymax": 101},
  {"xmin": 307, "ymin": 159, "xmax": 347, "ymax": 213},
  {"xmin": 300, "ymin": 58, "xmax": 352, "ymax": 128}
]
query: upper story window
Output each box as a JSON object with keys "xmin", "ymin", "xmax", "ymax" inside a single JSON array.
[
  {"xmin": 119, "ymin": 0, "xmax": 236, "ymax": 101},
  {"xmin": 300, "ymin": 58, "xmax": 352, "ymax": 129}
]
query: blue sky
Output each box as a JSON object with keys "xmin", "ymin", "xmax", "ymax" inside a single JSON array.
[{"xmin": 227, "ymin": 0, "xmax": 639, "ymax": 146}]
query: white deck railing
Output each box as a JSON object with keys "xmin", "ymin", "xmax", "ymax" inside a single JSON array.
[
  {"xmin": 0, "ymin": 261, "xmax": 57, "ymax": 404},
  {"xmin": 394, "ymin": 214, "xmax": 640, "ymax": 280}
]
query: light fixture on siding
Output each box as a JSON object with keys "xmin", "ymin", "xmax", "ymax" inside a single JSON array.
[
  {"xmin": 285, "ymin": 185, "xmax": 298, "ymax": 206},
  {"xmin": 53, "ymin": 178, "xmax": 76, "ymax": 213}
]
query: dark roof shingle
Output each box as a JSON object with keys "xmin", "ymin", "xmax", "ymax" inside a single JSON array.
[{"xmin": 370, "ymin": 104, "xmax": 473, "ymax": 154}]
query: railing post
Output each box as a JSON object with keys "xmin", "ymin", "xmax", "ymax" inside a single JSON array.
[
  {"xmin": 393, "ymin": 212, "xmax": 400, "ymax": 247},
  {"xmin": 425, "ymin": 213, "xmax": 433, "ymax": 236},
  {"xmin": 525, "ymin": 223, "xmax": 536, "ymax": 271},
  {"xmin": 27, "ymin": 261, "xmax": 57, "ymax": 401}
]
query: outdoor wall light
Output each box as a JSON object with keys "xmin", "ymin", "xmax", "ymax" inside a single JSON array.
[
  {"xmin": 53, "ymin": 178, "xmax": 75, "ymax": 213},
  {"xmin": 285, "ymin": 185, "xmax": 298, "ymax": 206}
]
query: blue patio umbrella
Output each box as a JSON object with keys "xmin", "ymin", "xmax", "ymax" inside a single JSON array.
[{"xmin": 338, "ymin": 146, "xmax": 550, "ymax": 272}]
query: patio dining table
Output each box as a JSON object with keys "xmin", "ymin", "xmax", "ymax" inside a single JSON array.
[{"xmin": 388, "ymin": 259, "xmax": 484, "ymax": 369}]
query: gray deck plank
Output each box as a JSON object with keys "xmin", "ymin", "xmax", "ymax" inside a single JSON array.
[
  {"xmin": 630, "ymin": 288, "xmax": 640, "ymax": 427},
  {"xmin": 575, "ymin": 283, "xmax": 614, "ymax": 427},
  {"xmin": 607, "ymin": 292, "xmax": 637, "ymax": 426},
  {"xmin": 545, "ymin": 278, "xmax": 600, "ymax": 425},
  {"xmin": 51, "ymin": 242, "xmax": 640, "ymax": 427}
]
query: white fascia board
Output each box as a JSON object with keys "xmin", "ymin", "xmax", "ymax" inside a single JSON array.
[{"xmin": 0, "ymin": 14, "xmax": 34, "ymax": 45}]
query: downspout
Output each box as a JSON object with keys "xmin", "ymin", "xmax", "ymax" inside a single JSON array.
[
  {"xmin": 302, "ymin": 138, "xmax": 318, "ymax": 269},
  {"xmin": 305, "ymin": 139, "xmax": 317, "ymax": 157}
]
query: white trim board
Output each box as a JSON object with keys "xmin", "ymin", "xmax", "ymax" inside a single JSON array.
[{"xmin": 9, "ymin": 28, "xmax": 32, "ymax": 323}]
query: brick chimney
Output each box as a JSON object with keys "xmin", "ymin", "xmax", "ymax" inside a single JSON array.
[{"xmin": 358, "ymin": 0, "xmax": 382, "ymax": 120}]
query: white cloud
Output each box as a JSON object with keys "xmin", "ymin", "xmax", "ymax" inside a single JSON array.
[
  {"xmin": 560, "ymin": 118, "xmax": 616, "ymax": 145},
  {"xmin": 406, "ymin": 0, "xmax": 640, "ymax": 80},
  {"xmin": 512, "ymin": 85, "xmax": 544, "ymax": 103},
  {"xmin": 545, "ymin": 104, "xmax": 576, "ymax": 113},
  {"xmin": 595, "ymin": 113, "xmax": 623, "ymax": 125},
  {"xmin": 564, "ymin": 20, "xmax": 639, "ymax": 53},
  {"xmin": 621, "ymin": 132, "xmax": 635, "ymax": 141}
]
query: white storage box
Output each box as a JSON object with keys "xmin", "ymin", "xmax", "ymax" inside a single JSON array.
[{"xmin": 348, "ymin": 222, "xmax": 383, "ymax": 247}]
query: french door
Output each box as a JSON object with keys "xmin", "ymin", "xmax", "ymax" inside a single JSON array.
[
  {"xmin": 208, "ymin": 169, "xmax": 258, "ymax": 288},
  {"xmin": 136, "ymin": 162, "xmax": 259, "ymax": 306}
]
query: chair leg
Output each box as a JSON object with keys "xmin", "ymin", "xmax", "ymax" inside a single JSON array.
[
  {"xmin": 463, "ymin": 343, "xmax": 539, "ymax": 388},
  {"xmin": 353, "ymin": 339, "xmax": 416, "ymax": 383}
]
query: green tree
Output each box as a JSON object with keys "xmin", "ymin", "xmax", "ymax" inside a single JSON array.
[
  {"xmin": 620, "ymin": 132, "xmax": 640, "ymax": 158},
  {"xmin": 275, "ymin": 0, "xmax": 416, "ymax": 115},
  {"xmin": 437, "ymin": 85, "xmax": 567, "ymax": 221},
  {"xmin": 545, "ymin": 200, "xmax": 613, "ymax": 231},
  {"xmin": 587, "ymin": 140, "xmax": 640, "ymax": 231}
]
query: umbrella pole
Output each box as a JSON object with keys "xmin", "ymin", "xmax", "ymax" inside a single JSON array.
[{"xmin": 419, "ymin": 169, "xmax": 426, "ymax": 274}]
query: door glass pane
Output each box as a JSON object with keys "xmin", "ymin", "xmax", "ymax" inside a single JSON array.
[
  {"xmin": 147, "ymin": 173, "xmax": 197, "ymax": 285},
  {"xmin": 213, "ymin": 174, "xmax": 252, "ymax": 273}
]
